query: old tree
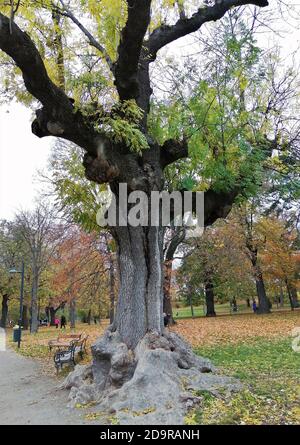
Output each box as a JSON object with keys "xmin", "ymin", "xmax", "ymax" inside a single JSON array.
[{"xmin": 0, "ymin": 0, "xmax": 271, "ymax": 423}]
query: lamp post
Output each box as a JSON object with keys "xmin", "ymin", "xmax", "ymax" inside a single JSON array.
[{"xmin": 9, "ymin": 262, "xmax": 25, "ymax": 348}]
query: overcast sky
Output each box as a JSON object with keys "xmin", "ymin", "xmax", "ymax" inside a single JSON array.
[
  {"xmin": 0, "ymin": 2, "xmax": 299, "ymax": 221},
  {"xmin": 0, "ymin": 104, "xmax": 54, "ymax": 219}
]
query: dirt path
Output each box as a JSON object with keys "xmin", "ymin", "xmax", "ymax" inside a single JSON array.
[{"xmin": 0, "ymin": 348, "xmax": 96, "ymax": 425}]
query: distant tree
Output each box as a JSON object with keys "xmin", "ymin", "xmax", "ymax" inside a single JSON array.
[
  {"xmin": 258, "ymin": 217, "xmax": 300, "ymax": 309},
  {"xmin": 47, "ymin": 226, "xmax": 114, "ymax": 326},
  {"xmin": 0, "ymin": 220, "xmax": 27, "ymax": 327},
  {"xmin": 14, "ymin": 203, "xmax": 65, "ymax": 332},
  {"xmin": 237, "ymin": 203, "xmax": 271, "ymax": 313}
]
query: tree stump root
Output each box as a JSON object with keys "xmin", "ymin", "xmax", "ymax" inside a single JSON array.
[{"xmin": 60, "ymin": 330, "xmax": 242, "ymax": 425}]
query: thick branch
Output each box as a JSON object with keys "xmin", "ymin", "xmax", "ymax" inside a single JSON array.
[
  {"xmin": 203, "ymin": 188, "xmax": 239, "ymax": 226},
  {"xmin": 165, "ymin": 227, "xmax": 186, "ymax": 261},
  {"xmin": 170, "ymin": 188, "xmax": 239, "ymax": 227},
  {"xmin": 0, "ymin": 12, "xmax": 71, "ymax": 110},
  {"xmin": 114, "ymin": 0, "xmax": 152, "ymax": 101},
  {"xmin": 0, "ymin": 13, "xmax": 104, "ymax": 156},
  {"xmin": 148, "ymin": 0, "xmax": 268, "ymax": 58},
  {"xmin": 160, "ymin": 138, "xmax": 189, "ymax": 168}
]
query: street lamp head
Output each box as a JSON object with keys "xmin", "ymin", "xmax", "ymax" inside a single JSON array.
[{"xmin": 8, "ymin": 268, "xmax": 20, "ymax": 274}]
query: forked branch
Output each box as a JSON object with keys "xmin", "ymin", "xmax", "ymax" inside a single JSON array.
[{"xmin": 148, "ymin": 0, "xmax": 269, "ymax": 58}]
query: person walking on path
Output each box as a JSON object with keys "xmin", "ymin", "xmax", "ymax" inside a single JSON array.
[{"xmin": 60, "ymin": 315, "xmax": 66, "ymax": 329}]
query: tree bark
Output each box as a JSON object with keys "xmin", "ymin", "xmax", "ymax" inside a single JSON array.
[
  {"xmin": 109, "ymin": 257, "xmax": 115, "ymax": 324},
  {"xmin": 0, "ymin": 294, "xmax": 9, "ymax": 328},
  {"xmin": 111, "ymin": 225, "xmax": 163, "ymax": 349},
  {"xmin": 49, "ymin": 307, "xmax": 56, "ymax": 326},
  {"xmin": 290, "ymin": 285, "xmax": 299, "ymax": 308},
  {"xmin": 205, "ymin": 280, "xmax": 216, "ymax": 317},
  {"xmin": 106, "ymin": 161, "xmax": 240, "ymax": 348},
  {"xmin": 255, "ymin": 272, "xmax": 270, "ymax": 314},
  {"xmin": 285, "ymin": 279, "xmax": 299, "ymax": 310},
  {"xmin": 248, "ymin": 248, "xmax": 270, "ymax": 314},
  {"xmin": 69, "ymin": 298, "xmax": 76, "ymax": 329}
]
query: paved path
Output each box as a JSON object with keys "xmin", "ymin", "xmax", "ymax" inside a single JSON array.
[{"xmin": 0, "ymin": 348, "xmax": 94, "ymax": 425}]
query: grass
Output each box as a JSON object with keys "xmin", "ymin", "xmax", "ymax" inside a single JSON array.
[
  {"xmin": 191, "ymin": 337, "xmax": 300, "ymax": 425},
  {"xmin": 174, "ymin": 310, "xmax": 300, "ymax": 425},
  {"xmin": 173, "ymin": 302, "xmax": 294, "ymax": 319},
  {"xmin": 173, "ymin": 301, "xmax": 247, "ymax": 318}
]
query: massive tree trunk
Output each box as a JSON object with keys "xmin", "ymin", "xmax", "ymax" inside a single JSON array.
[
  {"xmin": 62, "ymin": 225, "xmax": 241, "ymax": 421},
  {"xmin": 62, "ymin": 217, "xmax": 243, "ymax": 420},
  {"xmin": 66, "ymin": 147, "xmax": 241, "ymax": 420},
  {"xmin": 0, "ymin": 294, "xmax": 9, "ymax": 328},
  {"xmin": 205, "ymin": 279, "xmax": 216, "ymax": 317},
  {"xmin": 30, "ymin": 269, "xmax": 39, "ymax": 333},
  {"xmin": 111, "ymin": 225, "xmax": 164, "ymax": 349}
]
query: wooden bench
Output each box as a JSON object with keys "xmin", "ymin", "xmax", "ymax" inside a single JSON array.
[
  {"xmin": 48, "ymin": 333, "xmax": 82, "ymax": 351},
  {"xmin": 53, "ymin": 335, "xmax": 89, "ymax": 372}
]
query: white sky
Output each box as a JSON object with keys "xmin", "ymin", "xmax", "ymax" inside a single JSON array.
[
  {"xmin": 0, "ymin": 2, "xmax": 299, "ymax": 221},
  {"xmin": 0, "ymin": 104, "xmax": 54, "ymax": 219}
]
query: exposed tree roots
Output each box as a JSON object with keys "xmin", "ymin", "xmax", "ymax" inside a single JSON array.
[{"xmin": 60, "ymin": 330, "xmax": 242, "ymax": 425}]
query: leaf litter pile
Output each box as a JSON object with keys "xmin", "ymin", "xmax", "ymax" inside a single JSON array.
[{"xmin": 171, "ymin": 311, "xmax": 300, "ymax": 346}]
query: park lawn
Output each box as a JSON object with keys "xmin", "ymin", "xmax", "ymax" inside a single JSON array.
[
  {"xmin": 190, "ymin": 337, "xmax": 300, "ymax": 425},
  {"xmin": 177, "ymin": 311, "xmax": 300, "ymax": 425},
  {"xmin": 7, "ymin": 310, "xmax": 300, "ymax": 424},
  {"xmin": 173, "ymin": 302, "xmax": 293, "ymax": 319},
  {"xmin": 171, "ymin": 310, "xmax": 300, "ymax": 346},
  {"xmin": 173, "ymin": 302, "xmax": 249, "ymax": 318}
]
